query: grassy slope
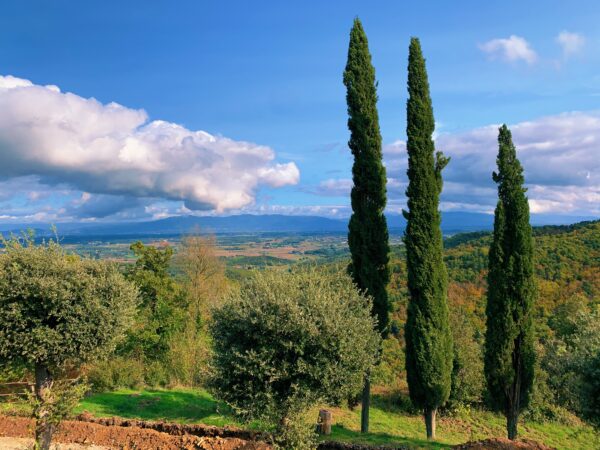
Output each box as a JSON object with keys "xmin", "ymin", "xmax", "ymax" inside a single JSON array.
[{"xmin": 69, "ymin": 388, "xmax": 599, "ymax": 450}]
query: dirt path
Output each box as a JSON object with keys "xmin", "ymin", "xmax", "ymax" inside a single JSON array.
[{"xmin": 0, "ymin": 415, "xmax": 270, "ymax": 450}]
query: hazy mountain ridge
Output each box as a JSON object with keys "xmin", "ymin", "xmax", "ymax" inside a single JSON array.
[{"xmin": 0, "ymin": 212, "xmax": 596, "ymax": 237}]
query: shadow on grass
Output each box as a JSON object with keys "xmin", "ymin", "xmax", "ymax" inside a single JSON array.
[
  {"xmin": 327, "ymin": 425, "xmax": 453, "ymax": 449},
  {"xmin": 77, "ymin": 389, "xmax": 234, "ymax": 425}
]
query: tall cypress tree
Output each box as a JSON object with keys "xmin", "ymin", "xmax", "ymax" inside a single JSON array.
[
  {"xmin": 485, "ymin": 125, "xmax": 535, "ymax": 440},
  {"xmin": 403, "ymin": 37, "xmax": 452, "ymax": 441},
  {"xmin": 344, "ymin": 17, "xmax": 390, "ymax": 434}
]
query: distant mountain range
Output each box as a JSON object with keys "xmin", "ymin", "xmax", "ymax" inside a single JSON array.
[{"xmin": 0, "ymin": 212, "xmax": 596, "ymax": 238}]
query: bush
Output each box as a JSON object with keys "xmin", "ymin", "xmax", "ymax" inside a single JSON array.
[
  {"xmin": 372, "ymin": 337, "xmax": 404, "ymax": 388},
  {"xmin": 144, "ymin": 360, "xmax": 170, "ymax": 388},
  {"xmin": 0, "ymin": 237, "xmax": 138, "ymax": 450},
  {"xmin": 581, "ymin": 352, "xmax": 600, "ymax": 426},
  {"xmin": 447, "ymin": 308, "xmax": 484, "ymax": 410},
  {"xmin": 542, "ymin": 304, "xmax": 600, "ymax": 424},
  {"xmin": 209, "ymin": 267, "xmax": 380, "ymax": 449},
  {"xmin": 87, "ymin": 357, "xmax": 145, "ymax": 391}
]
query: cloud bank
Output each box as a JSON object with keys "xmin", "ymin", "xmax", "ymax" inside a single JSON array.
[
  {"xmin": 0, "ymin": 75, "xmax": 299, "ymax": 213},
  {"xmin": 318, "ymin": 112, "xmax": 600, "ymax": 216}
]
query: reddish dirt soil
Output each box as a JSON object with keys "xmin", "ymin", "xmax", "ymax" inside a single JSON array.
[
  {"xmin": 453, "ymin": 437, "xmax": 556, "ymax": 450},
  {"xmin": 0, "ymin": 415, "xmax": 270, "ymax": 450},
  {"xmin": 0, "ymin": 415, "xmax": 555, "ymax": 450}
]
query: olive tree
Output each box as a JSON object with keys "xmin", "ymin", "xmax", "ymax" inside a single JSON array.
[
  {"xmin": 209, "ymin": 267, "xmax": 380, "ymax": 449},
  {"xmin": 0, "ymin": 238, "xmax": 138, "ymax": 450}
]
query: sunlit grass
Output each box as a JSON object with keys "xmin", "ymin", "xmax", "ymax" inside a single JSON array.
[{"xmin": 70, "ymin": 388, "xmax": 599, "ymax": 449}]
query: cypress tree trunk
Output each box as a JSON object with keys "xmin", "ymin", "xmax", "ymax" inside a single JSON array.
[
  {"xmin": 403, "ymin": 37, "xmax": 453, "ymax": 440},
  {"xmin": 424, "ymin": 407, "xmax": 437, "ymax": 440},
  {"xmin": 343, "ymin": 18, "xmax": 390, "ymax": 434},
  {"xmin": 507, "ymin": 408, "xmax": 518, "ymax": 440},
  {"xmin": 34, "ymin": 365, "xmax": 55, "ymax": 450},
  {"xmin": 484, "ymin": 125, "xmax": 535, "ymax": 441}
]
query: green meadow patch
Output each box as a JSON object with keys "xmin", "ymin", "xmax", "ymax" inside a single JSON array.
[{"xmin": 70, "ymin": 388, "xmax": 599, "ymax": 450}]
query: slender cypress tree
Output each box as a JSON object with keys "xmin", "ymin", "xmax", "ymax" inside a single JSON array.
[
  {"xmin": 344, "ymin": 18, "xmax": 390, "ymax": 434},
  {"xmin": 485, "ymin": 125, "xmax": 535, "ymax": 440},
  {"xmin": 403, "ymin": 37, "xmax": 453, "ymax": 441}
]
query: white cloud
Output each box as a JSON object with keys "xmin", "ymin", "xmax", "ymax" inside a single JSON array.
[
  {"xmin": 479, "ymin": 35, "xmax": 538, "ymax": 65},
  {"xmin": 361, "ymin": 112, "xmax": 600, "ymax": 215},
  {"xmin": 313, "ymin": 178, "xmax": 353, "ymax": 197},
  {"xmin": 556, "ymin": 31, "xmax": 585, "ymax": 57},
  {"xmin": 0, "ymin": 75, "xmax": 299, "ymax": 213}
]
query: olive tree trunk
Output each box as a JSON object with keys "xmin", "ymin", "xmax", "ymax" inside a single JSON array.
[
  {"xmin": 361, "ymin": 374, "xmax": 370, "ymax": 433},
  {"xmin": 34, "ymin": 365, "xmax": 55, "ymax": 450}
]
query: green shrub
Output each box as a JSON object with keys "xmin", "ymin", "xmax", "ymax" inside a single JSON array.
[
  {"xmin": 144, "ymin": 360, "xmax": 170, "ymax": 388},
  {"xmin": 542, "ymin": 304, "xmax": 600, "ymax": 424},
  {"xmin": 87, "ymin": 357, "xmax": 145, "ymax": 391},
  {"xmin": 0, "ymin": 237, "xmax": 138, "ymax": 450},
  {"xmin": 372, "ymin": 337, "xmax": 404, "ymax": 388},
  {"xmin": 209, "ymin": 267, "xmax": 380, "ymax": 449},
  {"xmin": 447, "ymin": 309, "xmax": 484, "ymax": 410}
]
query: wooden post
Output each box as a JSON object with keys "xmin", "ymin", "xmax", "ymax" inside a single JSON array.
[{"xmin": 317, "ymin": 409, "xmax": 332, "ymax": 435}]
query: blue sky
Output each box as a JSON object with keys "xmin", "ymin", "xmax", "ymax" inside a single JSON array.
[{"xmin": 0, "ymin": 1, "xmax": 598, "ymax": 222}]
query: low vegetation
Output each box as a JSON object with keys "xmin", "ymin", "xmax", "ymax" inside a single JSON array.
[
  {"xmin": 1, "ymin": 221, "xmax": 598, "ymax": 449},
  {"xmin": 70, "ymin": 388, "xmax": 600, "ymax": 449},
  {"xmin": 210, "ymin": 268, "xmax": 380, "ymax": 449},
  {"xmin": 0, "ymin": 236, "xmax": 138, "ymax": 450}
]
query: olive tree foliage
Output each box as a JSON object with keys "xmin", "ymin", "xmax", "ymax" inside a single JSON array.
[
  {"xmin": 209, "ymin": 267, "xmax": 380, "ymax": 449},
  {"xmin": 0, "ymin": 237, "xmax": 138, "ymax": 450}
]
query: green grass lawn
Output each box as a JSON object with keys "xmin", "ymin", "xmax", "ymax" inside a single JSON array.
[{"xmin": 65, "ymin": 388, "xmax": 600, "ymax": 449}]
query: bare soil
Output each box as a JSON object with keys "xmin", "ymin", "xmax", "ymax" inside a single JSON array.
[
  {"xmin": 0, "ymin": 415, "xmax": 270, "ymax": 450},
  {"xmin": 453, "ymin": 437, "xmax": 556, "ymax": 450},
  {"xmin": 0, "ymin": 415, "xmax": 556, "ymax": 450},
  {"xmin": 0, "ymin": 436, "xmax": 109, "ymax": 449}
]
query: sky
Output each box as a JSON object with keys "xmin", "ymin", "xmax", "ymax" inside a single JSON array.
[{"xmin": 0, "ymin": 0, "xmax": 599, "ymax": 223}]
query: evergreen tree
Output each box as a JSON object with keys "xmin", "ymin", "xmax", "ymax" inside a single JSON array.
[
  {"xmin": 403, "ymin": 37, "xmax": 453, "ymax": 440},
  {"xmin": 343, "ymin": 17, "xmax": 390, "ymax": 434},
  {"xmin": 485, "ymin": 125, "xmax": 535, "ymax": 440}
]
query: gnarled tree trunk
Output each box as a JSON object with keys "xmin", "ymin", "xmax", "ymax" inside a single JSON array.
[{"xmin": 34, "ymin": 365, "xmax": 55, "ymax": 450}]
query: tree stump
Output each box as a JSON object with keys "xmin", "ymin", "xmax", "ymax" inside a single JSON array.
[{"xmin": 317, "ymin": 409, "xmax": 332, "ymax": 435}]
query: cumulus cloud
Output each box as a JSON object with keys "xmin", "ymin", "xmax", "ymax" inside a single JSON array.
[
  {"xmin": 479, "ymin": 35, "xmax": 537, "ymax": 65},
  {"xmin": 556, "ymin": 31, "xmax": 585, "ymax": 57},
  {"xmin": 0, "ymin": 75, "xmax": 299, "ymax": 213}
]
